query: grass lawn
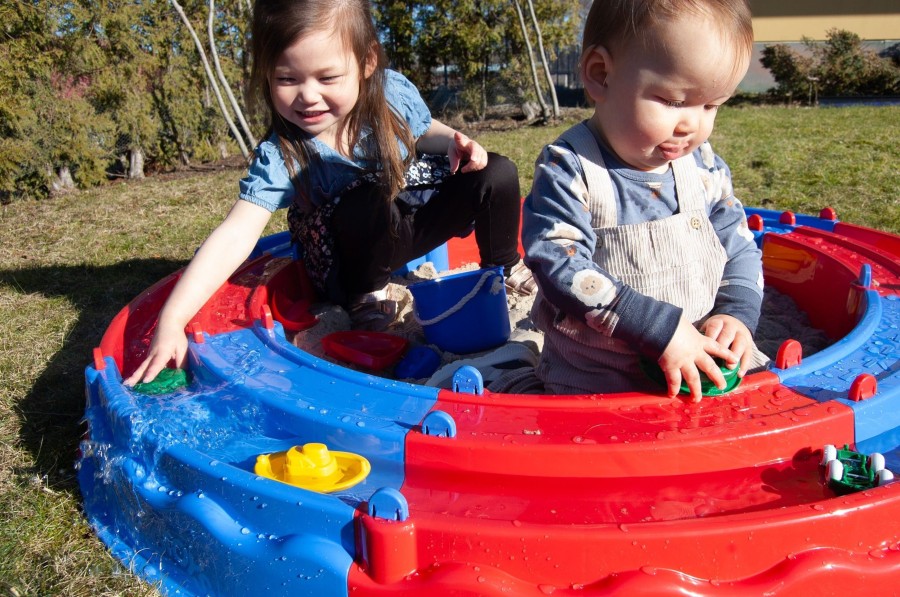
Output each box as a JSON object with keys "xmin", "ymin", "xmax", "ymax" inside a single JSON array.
[{"xmin": 0, "ymin": 104, "xmax": 897, "ymax": 595}]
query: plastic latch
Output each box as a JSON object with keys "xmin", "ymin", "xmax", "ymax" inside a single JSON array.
[
  {"xmin": 779, "ymin": 211, "xmax": 796, "ymax": 226},
  {"xmin": 747, "ymin": 213, "xmax": 764, "ymax": 232},
  {"xmin": 189, "ymin": 322, "xmax": 205, "ymax": 344},
  {"xmin": 368, "ymin": 487, "xmax": 409, "ymax": 522},
  {"xmin": 857, "ymin": 264, "xmax": 873, "ymax": 290},
  {"xmin": 92, "ymin": 347, "xmax": 106, "ymax": 371},
  {"xmin": 260, "ymin": 304, "xmax": 274, "ymax": 330},
  {"xmin": 849, "ymin": 373, "xmax": 877, "ymax": 402},
  {"xmin": 452, "ymin": 365, "xmax": 484, "ymax": 395},
  {"xmin": 422, "ymin": 410, "xmax": 457, "ymax": 438},
  {"xmin": 775, "ymin": 339, "xmax": 803, "ymax": 370},
  {"xmin": 819, "ymin": 206, "xmax": 838, "ymax": 221}
]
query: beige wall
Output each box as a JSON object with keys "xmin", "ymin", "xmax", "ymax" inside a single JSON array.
[{"xmin": 750, "ymin": 0, "xmax": 900, "ymax": 41}]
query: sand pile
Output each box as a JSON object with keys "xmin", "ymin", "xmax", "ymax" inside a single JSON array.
[{"xmin": 291, "ymin": 262, "xmax": 831, "ymax": 389}]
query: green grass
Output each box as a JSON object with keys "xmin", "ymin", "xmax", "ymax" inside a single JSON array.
[
  {"xmin": 0, "ymin": 105, "xmax": 897, "ymax": 595},
  {"xmin": 478, "ymin": 105, "xmax": 900, "ymax": 233}
]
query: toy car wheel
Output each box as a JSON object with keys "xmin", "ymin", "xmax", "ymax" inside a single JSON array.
[
  {"xmin": 821, "ymin": 444, "xmax": 837, "ymax": 466},
  {"xmin": 868, "ymin": 452, "xmax": 886, "ymax": 473},
  {"xmin": 826, "ymin": 459, "xmax": 844, "ymax": 482},
  {"xmin": 876, "ymin": 469, "xmax": 894, "ymax": 486}
]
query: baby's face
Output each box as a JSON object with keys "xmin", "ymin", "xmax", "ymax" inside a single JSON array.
[{"xmin": 588, "ymin": 13, "xmax": 750, "ymax": 172}]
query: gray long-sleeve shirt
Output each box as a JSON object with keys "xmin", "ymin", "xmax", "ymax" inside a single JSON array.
[{"xmin": 522, "ymin": 133, "xmax": 764, "ymax": 361}]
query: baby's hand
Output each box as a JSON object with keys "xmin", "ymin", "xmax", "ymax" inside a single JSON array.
[
  {"xmin": 448, "ymin": 131, "xmax": 488, "ymax": 173},
  {"xmin": 658, "ymin": 317, "xmax": 737, "ymax": 402},
  {"xmin": 700, "ymin": 314, "xmax": 755, "ymax": 377},
  {"xmin": 123, "ymin": 322, "xmax": 189, "ymax": 386}
]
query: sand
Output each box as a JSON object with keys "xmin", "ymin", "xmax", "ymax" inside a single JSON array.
[{"xmin": 290, "ymin": 262, "xmax": 831, "ymax": 389}]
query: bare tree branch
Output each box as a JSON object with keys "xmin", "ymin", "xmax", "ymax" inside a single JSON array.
[
  {"xmin": 208, "ymin": 0, "xmax": 257, "ymax": 148},
  {"xmin": 170, "ymin": 0, "xmax": 250, "ymax": 159},
  {"xmin": 525, "ymin": 0, "xmax": 560, "ymax": 118},
  {"xmin": 513, "ymin": 0, "xmax": 549, "ymax": 119}
]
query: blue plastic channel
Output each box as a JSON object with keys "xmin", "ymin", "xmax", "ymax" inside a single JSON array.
[
  {"xmin": 80, "ymin": 357, "xmax": 359, "ymax": 596},
  {"xmin": 774, "ymin": 288, "xmax": 900, "ymax": 444}
]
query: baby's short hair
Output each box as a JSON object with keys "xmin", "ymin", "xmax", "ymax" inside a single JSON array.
[{"xmin": 581, "ymin": 0, "xmax": 753, "ymax": 56}]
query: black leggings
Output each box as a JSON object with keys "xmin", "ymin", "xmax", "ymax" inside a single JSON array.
[{"xmin": 329, "ymin": 152, "xmax": 521, "ymax": 300}]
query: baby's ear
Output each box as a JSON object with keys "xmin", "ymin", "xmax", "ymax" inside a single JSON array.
[{"xmin": 582, "ymin": 45, "xmax": 612, "ymax": 103}]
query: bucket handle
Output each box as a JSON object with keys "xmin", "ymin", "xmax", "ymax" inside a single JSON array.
[{"xmin": 415, "ymin": 269, "xmax": 501, "ymax": 327}]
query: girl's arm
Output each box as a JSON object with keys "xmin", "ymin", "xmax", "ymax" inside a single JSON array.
[
  {"xmin": 416, "ymin": 118, "xmax": 488, "ymax": 173},
  {"xmin": 124, "ymin": 200, "xmax": 273, "ymax": 385}
]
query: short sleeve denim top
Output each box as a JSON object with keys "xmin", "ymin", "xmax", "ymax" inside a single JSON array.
[{"xmin": 238, "ymin": 70, "xmax": 432, "ymax": 212}]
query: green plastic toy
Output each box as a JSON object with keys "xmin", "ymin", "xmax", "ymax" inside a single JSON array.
[
  {"xmin": 131, "ymin": 368, "xmax": 190, "ymax": 395},
  {"xmin": 641, "ymin": 357, "xmax": 741, "ymax": 397}
]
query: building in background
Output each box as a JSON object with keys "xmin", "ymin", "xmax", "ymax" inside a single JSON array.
[{"xmin": 744, "ymin": 0, "xmax": 900, "ymax": 92}]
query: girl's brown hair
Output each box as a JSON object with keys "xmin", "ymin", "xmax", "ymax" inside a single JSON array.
[{"xmin": 249, "ymin": 0, "xmax": 414, "ymax": 206}]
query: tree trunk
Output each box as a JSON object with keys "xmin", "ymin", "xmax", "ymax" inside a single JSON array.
[
  {"xmin": 525, "ymin": 0, "xmax": 560, "ymax": 118},
  {"xmin": 170, "ymin": 0, "xmax": 250, "ymax": 159},
  {"xmin": 49, "ymin": 165, "xmax": 76, "ymax": 196},
  {"xmin": 208, "ymin": 0, "xmax": 257, "ymax": 148},
  {"xmin": 479, "ymin": 62, "xmax": 487, "ymax": 121},
  {"xmin": 128, "ymin": 147, "xmax": 145, "ymax": 179},
  {"xmin": 513, "ymin": 0, "xmax": 549, "ymax": 120}
]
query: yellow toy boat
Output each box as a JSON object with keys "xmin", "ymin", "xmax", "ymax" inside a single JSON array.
[{"xmin": 255, "ymin": 443, "xmax": 371, "ymax": 493}]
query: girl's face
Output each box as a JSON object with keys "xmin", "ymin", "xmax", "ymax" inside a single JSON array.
[
  {"xmin": 270, "ymin": 29, "xmax": 372, "ymax": 151},
  {"xmin": 584, "ymin": 14, "xmax": 749, "ymax": 172}
]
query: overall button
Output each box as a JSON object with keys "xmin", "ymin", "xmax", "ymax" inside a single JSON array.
[{"xmin": 690, "ymin": 216, "xmax": 701, "ymax": 229}]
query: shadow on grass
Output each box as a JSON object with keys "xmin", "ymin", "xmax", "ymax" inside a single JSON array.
[{"xmin": 0, "ymin": 258, "xmax": 185, "ymax": 495}]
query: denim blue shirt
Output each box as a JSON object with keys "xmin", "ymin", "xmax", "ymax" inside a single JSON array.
[{"xmin": 239, "ymin": 70, "xmax": 432, "ymax": 212}]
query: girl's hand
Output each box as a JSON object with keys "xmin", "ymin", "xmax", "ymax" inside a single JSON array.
[
  {"xmin": 124, "ymin": 320, "xmax": 189, "ymax": 386},
  {"xmin": 658, "ymin": 317, "xmax": 737, "ymax": 402},
  {"xmin": 449, "ymin": 131, "xmax": 488, "ymax": 173},
  {"xmin": 122, "ymin": 201, "xmax": 273, "ymax": 387},
  {"xmin": 700, "ymin": 314, "xmax": 755, "ymax": 377}
]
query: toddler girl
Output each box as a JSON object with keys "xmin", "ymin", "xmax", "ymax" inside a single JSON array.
[{"xmin": 127, "ymin": 0, "xmax": 529, "ymax": 385}]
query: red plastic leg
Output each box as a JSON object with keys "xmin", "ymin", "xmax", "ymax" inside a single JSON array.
[{"xmin": 358, "ymin": 514, "xmax": 418, "ymax": 584}]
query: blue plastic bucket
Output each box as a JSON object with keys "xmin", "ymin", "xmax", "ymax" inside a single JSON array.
[{"xmin": 409, "ymin": 267, "xmax": 511, "ymax": 354}]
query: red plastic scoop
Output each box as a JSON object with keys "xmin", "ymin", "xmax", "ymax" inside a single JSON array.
[{"xmin": 321, "ymin": 331, "xmax": 409, "ymax": 370}]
